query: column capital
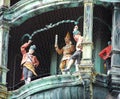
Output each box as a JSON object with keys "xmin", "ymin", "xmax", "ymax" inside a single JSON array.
[
  {"xmin": 0, "ymin": 20, "xmax": 10, "ymax": 30},
  {"xmin": 114, "ymin": 3, "xmax": 120, "ymax": 10},
  {"xmin": 0, "ymin": 66, "xmax": 9, "ymax": 72},
  {"xmin": 0, "ymin": 0, "xmax": 10, "ymax": 8},
  {"xmin": 0, "ymin": 85, "xmax": 8, "ymax": 99}
]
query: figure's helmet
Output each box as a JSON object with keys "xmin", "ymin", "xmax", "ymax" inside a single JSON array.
[
  {"xmin": 65, "ymin": 32, "xmax": 71, "ymax": 40},
  {"xmin": 29, "ymin": 45, "xmax": 36, "ymax": 51},
  {"xmin": 73, "ymin": 25, "xmax": 81, "ymax": 35},
  {"xmin": 108, "ymin": 41, "xmax": 111, "ymax": 45}
]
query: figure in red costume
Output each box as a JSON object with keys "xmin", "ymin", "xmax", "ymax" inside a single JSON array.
[
  {"xmin": 21, "ymin": 39, "xmax": 39, "ymax": 84},
  {"xmin": 64, "ymin": 25, "xmax": 83, "ymax": 72},
  {"xmin": 99, "ymin": 41, "xmax": 112, "ymax": 75}
]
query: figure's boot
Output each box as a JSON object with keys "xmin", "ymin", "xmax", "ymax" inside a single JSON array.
[
  {"xmin": 62, "ymin": 71, "xmax": 66, "ymax": 75},
  {"xmin": 66, "ymin": 71, "xmax": 70, "ymax": 75},
  {"xmin": 62, "ymin": 70, "xmax": 70, "ymax": 75},
  {"xmin": 26, "ymin": 77, "xmax": 31, "ymax": 84},
  {"xmin": 107, "ymin": 70, "xmax": 110, "ymax": 75},
  {"xmin": 75, "ymin": 64, "xmax": 80, "ymax": 72}
]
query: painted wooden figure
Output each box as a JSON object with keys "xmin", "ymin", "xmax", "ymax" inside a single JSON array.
[
  {"xmin": 55, "ymin": 32, "xmax": 75, "ymax": 74},
  {"xmin": 20, "ymin": 40, "xmax": 39, "ymax": 84}
]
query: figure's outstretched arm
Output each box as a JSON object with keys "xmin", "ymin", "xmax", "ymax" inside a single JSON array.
[{"xmin": 21, "ymin": 40, "xmax": 32, "ymax": 55}]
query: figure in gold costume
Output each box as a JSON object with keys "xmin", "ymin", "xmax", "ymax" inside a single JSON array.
[
  {"xmin": 55, "ymin": 32, "xmax": 75, "ymax": 74},
  {"xmin": 21, "ymin": 39, "xmax": 39, "ymax": 84}
]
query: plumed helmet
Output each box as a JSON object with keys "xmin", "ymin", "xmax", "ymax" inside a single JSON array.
[
  {"xmin": 29, "ymin": 45, "xmax": 36, "ymax": 51},
  {"xmin": 73, "ymin": 25, "xmax": 81, "ymax": 35},
  {"xmin": 108, "ymin": 41, "xmax": 111, "ymax": 45},
  {"xmin": 65, "ymin": 32, "xmax": 71, "ymax": 40},
  {"xmin": 73, "ymin": 30, "xmax": 81, "ymax": 35}
]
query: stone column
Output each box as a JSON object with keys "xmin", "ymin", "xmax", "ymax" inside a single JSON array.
[
  {"xmin": 0, "ymin": 21, "xmax": 9, "ymax": 85},
  {"xmin": 110, "ymin": 3, "xmax": 120, "ymax": 95},
  {"xmin": 0, "ymin": 0, "xmax": 10, "ymax": 98},
  {"xmin": 81, "ymin": 0, "xmax": 93, "ymax": 66},
  {"xmin": 0, "ymin": 19, "xmax": 9, "ymax": 99},
  {"xmin": 80, "ymin": 0, "xmax": 94, "ymax": 99}
]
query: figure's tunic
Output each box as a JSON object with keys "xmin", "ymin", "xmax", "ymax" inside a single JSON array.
[
  {"xmin": 56, "ymin": 42, "xmax": 75, "ymax": 70},
  {"xmin": 99, "ymin": 45, "xmax": 112, "ymax": 60}
]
